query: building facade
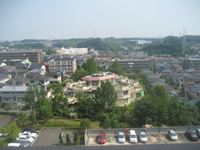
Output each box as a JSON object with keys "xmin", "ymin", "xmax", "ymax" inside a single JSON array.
[
  {"xmin": 56, "ymin": 47, "xmax": 88, "ymax": 56},
  {"xmin": 0, "ymin": 50, "xmax": 44, "ymax": 63}
]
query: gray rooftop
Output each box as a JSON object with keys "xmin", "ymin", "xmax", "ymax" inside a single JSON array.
[{"xmin": 0, "ymin": 85, "xmax": 28, "ymax": 92}]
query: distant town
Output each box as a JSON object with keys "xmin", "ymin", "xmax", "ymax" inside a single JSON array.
[{"xmin": 1, "ymin": 36, "xmax": 200, "ymax": 148}]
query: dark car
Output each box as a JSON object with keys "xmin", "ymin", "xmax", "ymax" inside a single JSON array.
[
  {"xmin": 185, "ymin": 129, "xmax": 198, "ymax": 141},
  {"xmin": 196, "ymin": 129, "xmax": 200, "ymax": 138},
  {"xmin": 98, "ymin": 132, "xmax": 106, "ymax": 144}
]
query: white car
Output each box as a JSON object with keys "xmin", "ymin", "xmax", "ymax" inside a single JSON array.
[
  {"xmin": 16, "ymin": 135, "xmax": 34, "ymax": 143},
  {"xmin": 19, "ymin": 131, "xmax": 38, "ymax": 139},
  {"xmin": 139, "ymin": 131, "xmax": 148, "ymax": 143},
  {"xmin": 168, "ymin": 130, "xmax": 178, "ymax": 141},
  {"xmin": 8, "ymin": 143, "xmax": 21, "ymax": 147},
  {"xmin": 129, "ymin": 130, "xmax": 137, "ymax": 143},
  {"xmin": 117, "ymin": 131, "xmax": 126, "ymax": 143}
]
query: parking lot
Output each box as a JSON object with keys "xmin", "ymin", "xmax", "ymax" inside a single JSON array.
[
  {"xmin": 33, "ymin": 127, "xmax": 62, "ymax": 146},
  {"xmin": 85, "ymin": 127, "xmax": 200, "ymax": 146}
]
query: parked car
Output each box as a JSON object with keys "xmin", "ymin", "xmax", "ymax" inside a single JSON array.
[
  {"xmin": 196, "ymin": 129, "xmax": 200, "ymax": 138},
  {"xmin": 129, "ymin": 130, "xmax": 137, "ymax": 143},
  {"xmin": 16, "ymin": 135, "xmax": 34, "ymax": 143},
  {"xmin": 138, "ymin": 131, "xmax": 148, "ymax": 143},
  {"xmin": 23, "ymin": 128, "xmax": 39, "ymax": 134},
  {"xmin": 19, "ymin": 131, "xmax": 38, "ymax": 139},
  {"xmin": 8, "ymin": 143, "xmax": 21, "ymax": 147},
  {"xmin": 98, "ymin": 132, "xmax": 106, "ymax": 144},
  {"xmin": 117, "ymin": 131, "xmax": 126, "ymax": 143},
  {"xmin": 185, "ymin": 129, "xmax": 198, "ymax": 141},
  {"xmin": 168, "ymin": 130, "xmax": 178, "ymax": 141}
]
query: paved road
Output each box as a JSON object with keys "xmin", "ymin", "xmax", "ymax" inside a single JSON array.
[
  {"xmin": 2, "ymin": 143, "xmax": 200, "ymax": 150},
  {"xmin": 0, "ymin": 115, "xmax": 14, "ymax": 128},
  {"xmin": 33, "ymin": 127, "xmax": 62, "ymax": 146}
]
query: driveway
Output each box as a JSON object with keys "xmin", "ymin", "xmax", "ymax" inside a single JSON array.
[
  {"xmin": 33, "ymin": 127, "xmax": 63, "ymax": 146},
  {"xmin": 0, "ymin": 115, "xmax": 14, "ymax": 128}
]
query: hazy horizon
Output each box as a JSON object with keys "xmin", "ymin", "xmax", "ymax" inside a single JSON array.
[{"xmin": 0, "ymin": 0, "xmax": 200, "ymax": 41}]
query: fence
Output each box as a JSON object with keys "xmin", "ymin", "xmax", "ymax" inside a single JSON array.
[{"xmin": 85, "ymin": 126, "xmax": 200, "ymax": 145}]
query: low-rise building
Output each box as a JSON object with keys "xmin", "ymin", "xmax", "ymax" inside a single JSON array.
[
  {"xmin": 56, "ymin": 47, "xmax": 88, "ymax": 56},
  {"xmin": 0, "ymin": 85, "xmax": 28, "ymax": 106},
  {"xmin": 64, "ymin": 72, "xmax": 144, "ymax": 106},
  {"xmin": 48, "ymin": 56, "xmax": 76, "ymax": 74}
]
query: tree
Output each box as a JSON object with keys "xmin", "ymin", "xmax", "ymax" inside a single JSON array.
[
  {"xmin": 108, "ymin": 61, "xmax": 124, "ymax": 75},
  {"xmin": 82, "ymin": 57, "xmax": 99, "ymax": 74},
  {"xmin": 73, "ymin": 132, "xmax": 79, "ymax": 145},
  {"xmin": 80, "ymin": 119, "xmax": 91, "ymax": 130},
  {"xmin": 71, "ymin": 67, "xmax": 88, "ymax": 81},
  {"xmin": 66, "ymin": 133, "xmax": 70, "ymax": 144},
  {"xmin": 36, "ymin": 99, "xmax": 53, "ymax": 121},
  {"xmin": 76, "ymin": 93, "xmax": 93, "ymax": 119},
  {"xmin": 3, "ymin": 121, "xmax": 20, "ymax": 142},
  {"xmin": 93, "ymin": 81, "xmax": 117, "ymax": 116},
  {"xmin": 51, "ymin": 83, "xmax": 70, "ymax": 117},
  {"xmin": 16, "ymin": 113, "xmax": 27, "ymax": 127}
]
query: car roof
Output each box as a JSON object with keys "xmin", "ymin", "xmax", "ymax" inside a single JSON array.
[
  {"xmin": 129, "ymin": 130, "xmax": 136, "ymax": 135},
  {"xmin": 140, "ymin": 131, "xmax": 146, "ymax": 135},
  {"xmin": 169, "ymin": 130, "xmax": 176, "ymax": 133},
  {"xmin": 99, "ymin": 132, "xmax": 105, "ymax": 136},
  {"xmin": 118, "ymin": 131, "xmax": 124, "ymax": 135}
]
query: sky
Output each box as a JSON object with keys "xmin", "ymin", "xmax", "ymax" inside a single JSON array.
[{"xmin": 0, "ymin": 0, "xmax": 200, "ymax": 41}]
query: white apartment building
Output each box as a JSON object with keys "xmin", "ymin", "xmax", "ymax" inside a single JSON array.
[{"xmin": 57, "ymin": 47, "xmax": 88, "ymax": 56}]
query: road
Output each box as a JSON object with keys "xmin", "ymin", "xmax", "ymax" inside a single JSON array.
[
  {"xmin": 32, "ymin": 127, "xmax": 62, "ymax": 146},
  {"xmin": 1, "ymin": 143, "xmax": 200, "ymax": 150}
]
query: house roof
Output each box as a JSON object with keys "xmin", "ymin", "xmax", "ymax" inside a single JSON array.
[{"xmin": 0, "ymin": 85, "xmax": 28, "ymax": 92}]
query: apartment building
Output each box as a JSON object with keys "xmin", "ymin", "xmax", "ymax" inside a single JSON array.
[
  {"xmin": 56, "ymin": 47, "xmax": 88, "ymax": 55},
  {"xmin": 64, "ymin": 72, "xmax": 144, "ymax": 106},
  {"xmin": 118, "ymin": 58, "xmax": 153, "ymax": 71},
  {"xmin": 48, "ymin": 56, "xmax": 77, "ymax": 74},
  {"xmin": 0, "ymin": 50, "xmax": 44, "ymax": 63}
]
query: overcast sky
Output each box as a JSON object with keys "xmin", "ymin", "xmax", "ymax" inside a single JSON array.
[{"xmin": 0, "ymin": 0, "xmax": 200, "ymax": 41}]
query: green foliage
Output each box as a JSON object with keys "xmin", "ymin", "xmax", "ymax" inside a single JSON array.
[
  {"xmin": 16, "ymin": 113, "xmax": 27, "ymax": 127},
  {"xmin": 131, "ymin": 85, "xmax": 200, "ymax": 127},
  {"xmin": 76, "ymin": 93, "xmax": 93, "ymax": 119},
  {"xmin": 59, "ymin": 133, "xmax": 63, "ymax": 144},
  {"xmin": 36, "ymin": 99, "xmax": 53, "ymax": 121},
  {"xmin": 143, "ymin": 36, "xmax": 183, "ymax": 57},
  {"xmin": 66, "ymin": 133, "xmax": 70, "ymax": 144},
  {"xmin": 80, "ymin": 119, "xmax": 91, "ymax": 130},
  {"xmin": 108, "ymin": 60, "xmax": 124, "ymax": 75},
  {"xmin": 73, "ymin": 132, "xmax": 80, "ymax": 145},
  {"xmin": 2, "ymin": 121, "xmax": 20, "ymax": 142},
  {"xmin": 93, "ymin": 81, "xmax": 117, "ymax": 115},
  {"xmin": 82, "ymin": 58, "xmax": 99, "ymax": 75},
  {"xmin": 71, "ymin": 58, "xmax": 100, "ymax": 81},
  {"xmin": 51, "ymin": 83, "xmax": 70, "ymax": 117},
  {"xmin": 71, "ymin": 67, "xmax": 88, "ymax": 81}
]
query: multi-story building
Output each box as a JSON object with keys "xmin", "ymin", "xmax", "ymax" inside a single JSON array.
[
  {"xmin": 0, "ymin": 50, "xmax": 44, "ymax": 63},
  {"xmin": 48, "ymin": 56, "xmax": 76, "ymax": 74},
  {"xmin": 64, "ymin": 72, "xmax": 144, "ymax": 106},
  {"xmin": 183, "ymin": 57, "xmax": 200, "ymax": 70},
  {"xmin": 0, "ymin": 85, "xmax": 28, "ymax": 107},
  {"xmin": 118, "ymin": 58, "xmax": 153, "ymax": 71},
  {"xmin": 56, "ymin": 47, "xmax": 88, "ymax": 56}
]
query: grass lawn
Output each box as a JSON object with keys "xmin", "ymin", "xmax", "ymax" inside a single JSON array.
[{"xmin": 43, "ymin": 119, "xmax": 100, "ymax": 129}]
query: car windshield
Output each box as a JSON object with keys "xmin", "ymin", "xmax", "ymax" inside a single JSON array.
[
  {"xmin": 140, "ymin": 133, "xmax": 146, "ymax": 138},
  {"xmin": 119, "ymin": 135, "xmax": 125, "ymax": 138},
  {"xmin": 170, "ymin": 132, "xmax": 176, "ymax": 136},
  {"xmin": 130, "ymin": 135, "xmax": 136, "ymax": 138},
  {"xmin": 99, "ymin": 136, "xmax": 105, "ymax": 139}
]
